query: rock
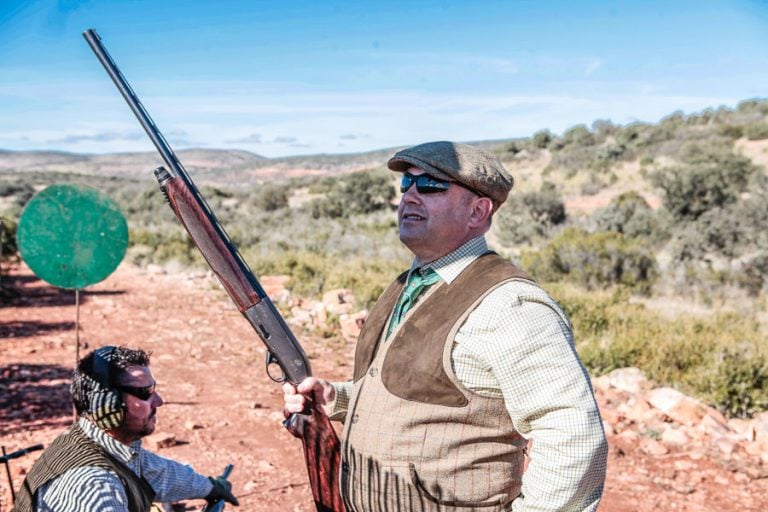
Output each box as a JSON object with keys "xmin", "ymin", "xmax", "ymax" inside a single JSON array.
[
  {"xmin": 623, "ymin": 397, "xmax": 659, "ymax": 425},
  {"xmin": 640, "ymin": 437, "xmax": 669, "ymax": 456},
  {"xmin": 700, "ymin": 412, "xmax": 732, "ymax": 437},
  {"xmin": 729, "ymin": 418, "xmax": 756, "ymax": 442},
  {"xmin": 261, "ymin": 275, "xmax": 291, "ymax": 303},
  {"xmin": 256, "ymin": 460, "xmax": 276, "ymax": 472},
  {"xmin": 146, "ymin": 264, "xmax": 166, "ymax": 275},
  {"xmin": 605, "ymin": 367, "xmax": 649, "ymax": 394},
  {"xmin": 145, "ymin": 432, "xmax": 177, "ymax": 450},
  {"xmin": 339, "ymin": 310, "xmax": 368, "ymax": 341},
  {"xmin": 645, "ymin": 387, "xmax": 707, "ymax": 426},
  {"xmin": 600, "ymin": 407, "xmax": 624, "ymax": 426},
  {"xmin": 322, "ymin": 288, "xmax": 356, "ymax": 315},
  {"xmin": 184, "ymin": 421, "xmax": 204, "ymax": 430},
  {"xmin": 753, "ymin": 412, "xmax": 768, "ymax": 450},
  {"xmin": 661, "ymin": 427, "xmax": 690, "ymax": 447},
  {"xmin": 714, "ymin": 436, "xmax": 738, "ymax": 456}
]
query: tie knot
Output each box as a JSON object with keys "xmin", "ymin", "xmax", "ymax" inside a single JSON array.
[{"xmin": 409, "ymin": 267, "xmax": 440, "ymax": 287}]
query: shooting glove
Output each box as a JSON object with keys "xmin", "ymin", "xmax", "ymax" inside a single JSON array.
[{"xmin": 206, "ymin": 476, "xmax": 240, "ymax": 506}]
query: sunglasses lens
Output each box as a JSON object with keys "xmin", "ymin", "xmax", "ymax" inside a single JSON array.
[
  {"xmin": 417, "ymin": 176, "xmax": 450, "ymax": 193},
  {"xmin": 400, "ymin": 173, "xmax": 451, "ymax": 194},
  {"xmin": 400, "ymin": 174, "xmax": 415, "ymax": 193},
  {"xmin": 118, "ymin": 384, "xmax": 155, "ymax": 400}
]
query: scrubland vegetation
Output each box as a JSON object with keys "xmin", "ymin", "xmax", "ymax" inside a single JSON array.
[{"xmin": 2, "ymin": 99, "xmax": 767, "ymax": 417}]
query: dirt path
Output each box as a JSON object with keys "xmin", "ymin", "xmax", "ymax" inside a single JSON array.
[{"xmin": 1, "ymin": 263, "xmax": 765, "ymax": 511}]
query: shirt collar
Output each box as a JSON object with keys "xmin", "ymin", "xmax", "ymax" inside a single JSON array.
[
  {"xmin": 412, "ymin": 236, "xmax": 488, "ymax": 285},
  {"xmin": 78, "ymin": 417, "xmax": 140, "ymax": 463}
]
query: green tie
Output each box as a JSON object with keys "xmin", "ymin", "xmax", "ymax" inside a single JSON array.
[{"xmin": 387, "ymin": 268, "xmax": 441, "ymax": 337}]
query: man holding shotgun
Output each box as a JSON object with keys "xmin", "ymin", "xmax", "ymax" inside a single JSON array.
[{"xmin": 284, "ymin": 141, "xmax": 608, "ymax": 511}]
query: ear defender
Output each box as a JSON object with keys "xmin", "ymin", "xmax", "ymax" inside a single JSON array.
[{"xmin": 89, "ymin": 346, "xmax": 124, "ymax": 430}]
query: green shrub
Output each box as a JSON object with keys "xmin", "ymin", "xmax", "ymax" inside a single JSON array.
[
  {"xmin": 744, "ymin": 122, "xmax": 768, "ymax": 141},
  {"xmin": 592, "ymin": 192, "xmax": 662, "ymax": 243},
  {"xmin": 0, "ymin": 182, "xmax": 35, "ymax": 206},
  {"xmin": 651, "ymin": 145, "xmax": 755, "ymax": 221},
  {"xmin": 0, "ymin": 216, "xmax": 18, "ymax": 261},
  {"xmin": 532, "ymin": 130, "xmax": 554, "ymax": 149},
  {"xmin": 307, "ymin": 170, "xmax": 395, "ymax": 219},
  {"xmin": 495, "ymin": 183, "xmax": 566, "ymax": 245},
  {"xmin": 548, "ymin": 285, "xmax": 768, "ymax": 417},
  {"xmin": 697, "ymin": 344, "xmax": 768, "ymax": 417},
  {"xmin": 562, "ymin": 124, "xmax": 595, "ymax": 146},
  {"xmin": 522, "ymin": 227, "xmax": 656, "ymax": 290}
]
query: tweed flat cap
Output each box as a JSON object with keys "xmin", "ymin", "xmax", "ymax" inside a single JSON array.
[{"xmin": 387, "ymin": 141, "xmax": 514, "ymax": 211}]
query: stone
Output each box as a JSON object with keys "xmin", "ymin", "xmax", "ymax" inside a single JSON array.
[
  {"xmin": 714, "ymin": 436, "xmax": 738, "ymax": 456},
  {"xmin": 322, "ymin": 288, "xmax": 356, "ymax": 315},
  {"xmin": 339, "ymin": 310, "xmax": 368, "ymax": 341},
  {"xmin": 645, "ymin": 387, "xmax": 707, "ymax": 426},
  {"xmin": 261, "ymin": 275, "xmax": 291, "ymax": 303},
  {"xmin": 753, "ymin": 412, "xmax": 768, "ymax": 449},
  {"xmin": 605, "ymin": 367, "xmax": 649, "ymax": 394},
  {"xmin": 640, "ymin": 437, "xmax": 669, "ymax": 456},
  {"xmin": 661, "ymin": 427, "xmax": 690, "ymax": 447},
  {"xmin": 146, "ymin": 263, "xmax": 166, "ymax": 275},
  {"xmin": 729, "ymin": 418, "xmax": 756, "ymax": 442},
  {"xmin": 184, "ymin": 421, "xmax": 204, "ymax": 430}
]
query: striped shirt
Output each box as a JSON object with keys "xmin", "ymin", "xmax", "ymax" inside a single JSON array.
[
  {"xmin": 331, "ymin": 236, "xmax": 608, "ymax": 512},
  {"xmin": 36, "ymin": 418, "xmax": 212, "ymax": 512}
]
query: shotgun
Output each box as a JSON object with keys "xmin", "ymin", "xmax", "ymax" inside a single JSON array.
[{"xmin": 83, "ymin": 29, "xmax": 344, "ymax": 512}]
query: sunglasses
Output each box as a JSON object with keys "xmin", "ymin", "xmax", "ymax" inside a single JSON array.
[
  {"xmin": 400, "ymin": 172, "xmax": 482, "ymax": 197},
  {"xmin": 116, "ymin": 382, "xmax": 156, "ymax": 401}
]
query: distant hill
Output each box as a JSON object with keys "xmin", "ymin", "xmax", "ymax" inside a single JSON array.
[{"xmin": 0, "ymin": 146, "xmax": 402, "ymax": 186}]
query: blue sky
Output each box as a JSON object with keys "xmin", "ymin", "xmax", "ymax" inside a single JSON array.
[{"xmin": 1, "ymin": 0, "xmax": 767, "ymax": 157}]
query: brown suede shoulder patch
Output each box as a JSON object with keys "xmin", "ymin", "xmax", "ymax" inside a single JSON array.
[{"xmin": 381, "ymin": 254, "xmax": 533, "ymax": 407}]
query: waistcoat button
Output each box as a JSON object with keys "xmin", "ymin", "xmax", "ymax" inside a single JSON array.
[
  {"xmin": 369, "ymin": 367, "xmax": 378, "ymax": 377},
  {"xmin": 351, "ymin": 413, "xmax": 359, "ymax": 424}
]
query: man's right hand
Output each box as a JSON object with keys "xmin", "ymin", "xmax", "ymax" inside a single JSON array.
[
  {"xmin": 283, "ymin": 377, "xmax": 335, "ymax": 418},
  {"xmin": 206, "ymin": 475, "xmax": 239, "ymax": 506}
]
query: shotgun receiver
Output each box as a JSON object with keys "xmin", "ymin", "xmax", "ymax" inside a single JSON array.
[{"xmin": 83, "ymin": 29, "xmax": 345, "ymax": 512}]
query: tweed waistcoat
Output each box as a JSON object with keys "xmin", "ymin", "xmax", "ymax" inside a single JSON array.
[
  {"xmin": 13, "ymin": 423, "xmax": 155, "ymax": 512},
  {"xmin": 341, "ymin": 254, "xmax": 533, "ymax": 511}
]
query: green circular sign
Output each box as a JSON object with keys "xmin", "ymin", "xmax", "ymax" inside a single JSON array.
[{"xmin": 17, "ymin": 184, "xmax": 128, "ymax": 289}]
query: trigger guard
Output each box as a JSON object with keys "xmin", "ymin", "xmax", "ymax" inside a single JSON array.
[{"xmin": 265, "ymin": 351, "xmax": 286, "ymax": 383}]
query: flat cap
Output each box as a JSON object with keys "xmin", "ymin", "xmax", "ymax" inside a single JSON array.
[{"xmin": 387, "ymin": 141, "xmax": 513, "ymax": 211}]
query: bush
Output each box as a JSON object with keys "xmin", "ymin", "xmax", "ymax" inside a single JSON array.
[
  {"xmin": 254, "ymin": 184, "xmax": 289, "ymax": 211},
  {"xmin": 0, "ymin": 216, "xmax": 18, "ymax": 261},
  {"xmin": 532, "ymin": 130, "xmax": 554, "ymax": 149},
  {"xmin": 698, "ymin": 344, "xmax": 768, "ymax": 417},
  {"xmin": 549, "ymin": 285, "xmax": 768, "ymax": 418},
  {"xmin": 651, "ymin": 145, "xmax": 756, "ymax": 221},
  {"xmin": 0, "ymin": 182, "xmax": 35, "ymax": 206},
  {"xmin": 521, "ymin": 227, "xmax": 656, "ymax": 290},
  {"xmin": 307, "ymin": 170, "xmax": 395, "ymax": 219},
  {"xmin": 562, "ymin": 124, "xmax": 595, "ymax": 146},
  {"xmin": 495, "ymin": 183, "xmax": 566, "ymax": 245},
  {"xmin": 744, "ymin": 122, "xmax": 768, "ymax": 141},
  {"xmin": 592, "ymin": 191, "xmax": 657, "ymax": 240}
]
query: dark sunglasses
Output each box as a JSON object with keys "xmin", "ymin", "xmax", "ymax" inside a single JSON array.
[
  {"xmin": 400, "ymin": 172, "xmax": 482, "ymax": 197},
  {"xmin": 116, "ymin": 382, "xmax": 156, "ymax": 401}
]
